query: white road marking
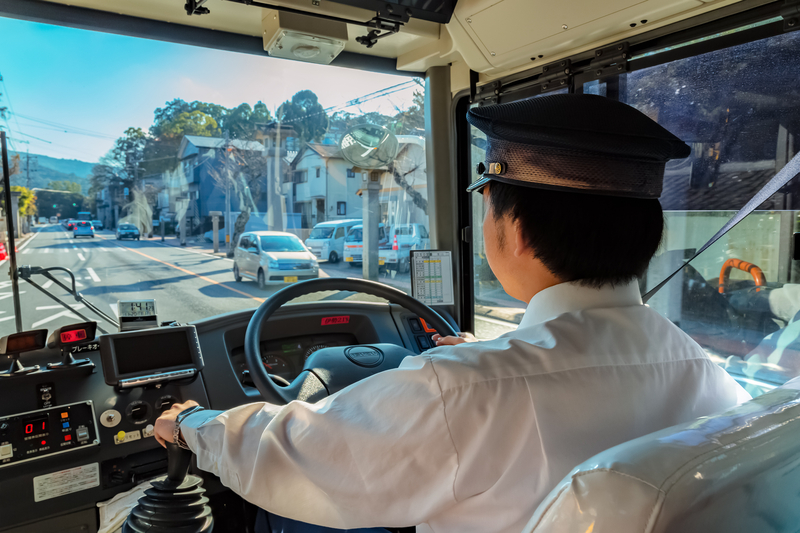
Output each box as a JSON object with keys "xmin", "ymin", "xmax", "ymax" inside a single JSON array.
[
  {"xmin": 62, "ymin": 248, "xmax": 70, "ymax": 253},
  {"xmin": 32, "ymin": 310, "xmax": 80, "ymax": 328},
  {"xmin": 86, "ymin": 268, "xmax": 101, "ymax": 282},
  {"xmin": 77, "ymin": 253, "xmax": 86, "ymax": 261},
  {"xmin": 0, "ymin": 316, "xmax": 16, "ymax": 323},
  {"xmin": 82, "ymin": 248, "xmax": 89, "ymax": 253},
  {"xmin": 154, "ymin": 241, "xmax": 234, "ymax": 262},
  {"xmin": 43, "ymin": 248, "xmax": 51, "ymax": 254},
  {"xmin": 21, "ymin": 249, "xmax": 31, "ymax": 254},
  {"xmin": 0, "ymin": 291, "xmax": 25, "ymax": 301},
  {"xmin": 109, "ymin": 304, "xmax": 119, "ymax": 318},
  {"xmin": 42, "ymin": 280, "xmax": 54, "ymax": 289},
  {"xmin": 17, "ymin": 228, "xmax": 42, "ymax": 251},
  {"xmin": 36, "ymin": 304, "xmax": 85, "ymax": 311}
]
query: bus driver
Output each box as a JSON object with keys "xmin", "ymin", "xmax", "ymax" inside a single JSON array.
[{"xmin": 154, "ymin": 94, "xmax": 749, "ymax": 533}]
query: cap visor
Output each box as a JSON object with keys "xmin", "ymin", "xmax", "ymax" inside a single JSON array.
[{"xmin": 466, "ymin": 176, "xmax": 492, "ymax": 193}]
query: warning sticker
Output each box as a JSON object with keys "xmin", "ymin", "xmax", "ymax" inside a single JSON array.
[{"xmin": 33, "ymin": 463, "xmax": 100, "ymax": 502}]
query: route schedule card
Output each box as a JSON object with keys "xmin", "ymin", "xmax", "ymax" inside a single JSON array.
[{"xmin": 410, "ymin": 250, "xmax": 455, "ymax": 306}]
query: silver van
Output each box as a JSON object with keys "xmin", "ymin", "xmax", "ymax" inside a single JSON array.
[{"xmin": 304, "ymin": 219, "xmax": 360, "ymax": 263}]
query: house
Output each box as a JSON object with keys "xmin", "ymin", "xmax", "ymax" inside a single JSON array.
[
  {"xmin": 176, "ymin": 135, "xmax": 266, "ymax": 231},
  {"xmin": 288, "ymin": 135, "xmax": 428, "ymax": 230}
]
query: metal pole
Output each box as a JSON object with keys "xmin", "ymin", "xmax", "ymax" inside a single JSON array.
[{"xmin": 1, "ymin": 132, "xmax": 23, "ymax": 333}]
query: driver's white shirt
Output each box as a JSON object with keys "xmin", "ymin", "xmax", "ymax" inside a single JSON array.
[{"xmin": 181, "ymin": 280, "xmax": 750, "ymax": 533}]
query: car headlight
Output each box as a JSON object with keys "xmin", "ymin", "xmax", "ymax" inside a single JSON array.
[{"xmin": 267, "ymin": 259, "xmax": 279, "ymax": 269}]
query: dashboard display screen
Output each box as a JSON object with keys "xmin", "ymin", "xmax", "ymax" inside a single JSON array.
[
  {"xmin": 22, "ymin": 415, "xmax": 48, "ymax": 438},
  {"xmin": 113, "ymin": 330, "xmax": 193, "ymax": 376}
]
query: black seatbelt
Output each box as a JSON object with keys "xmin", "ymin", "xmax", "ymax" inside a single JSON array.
[{"xmin": 643, "ymin": 152, "xmax": 800, "ymax": 303}]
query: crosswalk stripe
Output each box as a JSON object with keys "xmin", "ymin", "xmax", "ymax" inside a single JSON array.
[
  {"xmin": 21, "ymin": 249, "xmax": 30, "ymax": 254},
  {"xmin": 43, "ymin": 248, "xmax": 51, "ymax": 254},
  {"xmin": 32, "ymin": 310, "xmax": 80, "ymax": 329},
  {"xmin": 42, "ymin": 280, "xmax": 53, "ymax": 289}
]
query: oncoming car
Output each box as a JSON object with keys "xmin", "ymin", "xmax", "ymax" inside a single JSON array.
[
  {"xmin": 233, "ymin": 231, "xmax": 319, "ymax": 289},
  {"xmin": 72, "ymin": 220, "xmax": 94, "ymax": 238},
  {"xmin": 116, "ymin": 223, "xmax": 140, "ymax": 240}
]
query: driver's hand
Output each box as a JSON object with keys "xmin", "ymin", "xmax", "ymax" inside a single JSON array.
[
  {"xmin": 154, "ymin": 400, "xmax": 199, "ymax": 448},
  {"xmin": 432, "ymin": 332, "xmax": 477, "ymax": 346}
]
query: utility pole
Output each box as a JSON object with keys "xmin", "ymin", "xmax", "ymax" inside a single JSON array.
[
  {"xmin": 24, "ymin": 150, "xmax": 37, "ymax": 189},
  {"xmin": 223, "ymin": 130, "xmax": 233, "ymax": 254}
]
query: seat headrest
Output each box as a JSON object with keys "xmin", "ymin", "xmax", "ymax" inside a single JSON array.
[{"xmin": 524, "ymin": 377, "xmax": 800, "ymax": 533}]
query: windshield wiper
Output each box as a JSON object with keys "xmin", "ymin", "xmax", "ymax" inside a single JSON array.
[{"xmin": 18, "ymin": 266, "xmax": 119, "ymax": 334}]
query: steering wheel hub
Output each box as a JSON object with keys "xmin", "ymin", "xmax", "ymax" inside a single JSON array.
[{"xmin": 344, "ymin": 346, "xmax": 384, "ymax": 367}]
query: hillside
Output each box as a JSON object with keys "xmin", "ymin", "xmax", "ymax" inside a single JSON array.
[{"xmin": 8, "ymin": 152, "xmax": 96, "ymax": 194}]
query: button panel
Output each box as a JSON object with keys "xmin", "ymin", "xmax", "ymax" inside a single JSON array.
[{"xmin": 0, "ymin": 401, "xmax": 98, "ymax": 469}]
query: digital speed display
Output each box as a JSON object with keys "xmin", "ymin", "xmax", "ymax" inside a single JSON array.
[
  {"xmin": 60, "ymin": 329, "xmax": 87, "ymax": 344},
  {"xmin": 119, "ymin": 300, "xmax": 156, "ymax": 318}
]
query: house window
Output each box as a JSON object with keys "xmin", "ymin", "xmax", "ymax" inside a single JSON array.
[
  {"xmin": 347, "ymin": 168, "xmax": 355, "ymax": 178},
  {"xmin": 293, "ymin": 170, "xmax": 308, "ymax": 183},
  {"xmin": 337, "ymin": 202, "xmax": 346, "ymax": 216},
  {"xmin": 316, "ymin": 168, "xmax": 321, "ymax": 178}
]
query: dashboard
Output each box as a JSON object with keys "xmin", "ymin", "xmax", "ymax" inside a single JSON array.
[{"xmin": 0, "ymin": 300, "xmax": 445, "ymax": 532}]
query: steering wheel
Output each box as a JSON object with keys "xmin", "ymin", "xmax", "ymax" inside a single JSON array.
[{"xmin": 244, "ymin": 278, "xmax": 458, "ymax": 405}]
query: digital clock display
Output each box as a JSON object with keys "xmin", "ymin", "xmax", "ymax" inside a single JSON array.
[
  {"xmin": 60, "ymin": 329, "xmax": 87, "ymax": 344},
  {"xmin": 118, "ymin": 300, "xmax": 156, "ymax": 318}
]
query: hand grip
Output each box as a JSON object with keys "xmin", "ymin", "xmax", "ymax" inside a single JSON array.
[{"xmin": 165, "ymin": 441, "xmax": 192, "ymax": 487}]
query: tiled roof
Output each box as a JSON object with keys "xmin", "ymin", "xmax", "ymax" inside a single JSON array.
[
  {"xmin": 660, "ymin": 167, "xmax": 794, "ymax": 210},
  {"xmin": 184, "ymin": 135, "xmax": 264, "ymax": 152}
]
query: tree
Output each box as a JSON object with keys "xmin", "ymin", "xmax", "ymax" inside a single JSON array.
[
  {"xmin": 10, "ymin": 186, "xmax": 36, "ymax": 217},
  {"xmin": 89, "ymin": 127, "xmax": 148, "ymax": 196},
  {"xmin": 47, "ymin": 180, "xmax": 82, "ymax": 193},
  {"xmin": 278, "ymin": 90, "xmax": 329, "ymax": 144},
  {"xmin": 207, "ymin": 141, "xmax": 267, "ymax": 255}
]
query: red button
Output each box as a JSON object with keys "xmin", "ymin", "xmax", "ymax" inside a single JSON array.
[
  {"xmin": 64, "ymin": 435, "xmax": 71, "ymax": 441},
  {"xmin": 41, "ymin": 440, "xmax": 46, "ymax": 446}
]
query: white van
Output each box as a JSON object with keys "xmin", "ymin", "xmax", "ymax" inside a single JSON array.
[
  {"xmin": 343, "ymin": 223, "xmax": 389, "ymax": 266},
  {"xmin": 305, "ymin": 219, "xmax": 360, "ymax": 263},
  {"xmin": 379, "ymin": 223, "xmax": 431, "ymax": 273}
]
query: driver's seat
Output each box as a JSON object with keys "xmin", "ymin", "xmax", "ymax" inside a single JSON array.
[{"xmin": 522, "ymin": 376, "xmax": 800, "ymax": 532}]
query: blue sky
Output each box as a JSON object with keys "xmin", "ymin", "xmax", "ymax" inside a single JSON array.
[{"xmin": 0, "ymin": 16, "xmax": 420, "ymax": 163}]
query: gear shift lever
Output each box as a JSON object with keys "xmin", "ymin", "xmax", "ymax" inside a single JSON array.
[{"xmin": 122, "ymin": 442, "xmax": 214, "ymax": 532}]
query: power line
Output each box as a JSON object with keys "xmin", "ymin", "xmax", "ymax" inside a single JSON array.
[{"xmin": 0, "ymin": 73, "xmax": 25, "ymax": 151}]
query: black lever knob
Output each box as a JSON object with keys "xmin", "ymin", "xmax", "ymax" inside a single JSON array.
[{"xmin": 122, "ymin": 443, "xmax": 213, "ymax": 533}]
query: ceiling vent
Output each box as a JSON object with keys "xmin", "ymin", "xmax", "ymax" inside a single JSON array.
[{"xmin": 262, "ymin": 11, "xmax": 348, "ymax": 65}]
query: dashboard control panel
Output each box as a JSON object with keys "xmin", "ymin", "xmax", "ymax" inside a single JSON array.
[{"xmin": 0, "ymin": 401, "xmax": 98, "ymax": 468}]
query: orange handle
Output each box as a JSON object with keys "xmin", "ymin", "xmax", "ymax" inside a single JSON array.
[{"xmin": 719, "ymin": 258, "xmax": 765, "ymax": 294}]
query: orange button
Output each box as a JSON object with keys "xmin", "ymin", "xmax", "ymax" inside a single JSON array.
[{"xmin": 60, "ymin": 412, "xmax": 68, "ymax": 419}]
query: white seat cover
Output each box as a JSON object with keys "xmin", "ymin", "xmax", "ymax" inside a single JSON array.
[{"xmin": 523, "ymin": 377, "xmax": 800, "ymax": 533}]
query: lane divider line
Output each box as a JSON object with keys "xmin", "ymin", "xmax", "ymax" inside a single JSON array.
[
  {"xmin": 78, "ymin": 253, "xmax": 86, "ymax": 261},
  {"xmin": 86, "ymin": 268, "xmax": 101, "ymax": 282},
  {"xmin": 108, "ymin": 242, "xmax": 264, "ymax": 303}
]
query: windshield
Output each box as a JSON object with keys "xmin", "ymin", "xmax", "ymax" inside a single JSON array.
[
  {"xmin": 394, "ymin": 226, "xmax": 414, "ymax": 236},
  {"xmin": 346, "ymin": 228, "xmax": 363, "ymax": 242},
  {"xmin": 308, "ymin": 227, "xmax": 335, "ymax": 240},
  {"xmin": 260, "ymin": 236, "xmax": 306, "ymax": 253},
  {"xmin": 0, "ymin": 17, "xmax": 430, "ymax": 337}
]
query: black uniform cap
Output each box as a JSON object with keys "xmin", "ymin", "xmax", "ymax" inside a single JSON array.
[{"xmin": 466, "ymin": 93, "xmax": 691, "ymax": 198}]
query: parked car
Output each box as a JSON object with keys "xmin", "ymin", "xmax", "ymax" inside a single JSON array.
[
  {"xmin": 233, "ymin": 231, "xmax": 318, "ymax": 290},
  {"xmin": 116, "ymin": 223, "xmax": 140, "ymax": 240},
  {"xmin": 37, "ymin": 217, "xmax": 47, "ymax": 224},
  {"xmin": 379, "ymin": 223, "xmax": 431, "ymax": 273},
  {"xmin": 73, "ymin": 221, "xmax": 95, "ymax": 238},
  {"xmin": 49, "ymin": 216, "xmax": 58, "ymax": 224},
  {"xmin": 91, "ymin": 220, "xmax": 104, "ymax": 230},
  {"xmin": 304, "ymin": 219, "xmax": 360, "ymax": 263},
  {"xmin": 343, "ymin": 224, "xmax": 389, "ymax": 267}
]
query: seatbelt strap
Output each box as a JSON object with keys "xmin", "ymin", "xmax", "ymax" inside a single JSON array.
[{"xmin": 643, "ymin": 152, "xmax": 800, "ymax": 303}]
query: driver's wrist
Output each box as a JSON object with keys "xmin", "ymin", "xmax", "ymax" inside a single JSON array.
[{"xmin": 174, "ymin": 405, "xmax": 204, "ymax": 450}]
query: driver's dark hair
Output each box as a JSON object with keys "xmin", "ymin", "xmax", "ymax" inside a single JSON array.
[{"xmin": 488, "ymin": 181, "xmax": 663, "ymax": 288}]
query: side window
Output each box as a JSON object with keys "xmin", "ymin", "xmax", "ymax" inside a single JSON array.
[
  {"xmin": 334, "ymin": 227, "xmax": 345, "ymax": 239},
  {"xmin": 420, "ymin": 226, "xmax": 429, "ymax": 238},
  {"xmin": 468, "ymin": 30, "xmax": 800, "ymax": 395},
  {"xmin": 239, "ymin": 235, "xmax": 250, "ymax": 249},
  {"xmin": 379, "ymin": 227, "xmax": 386, "ymax": 241}
]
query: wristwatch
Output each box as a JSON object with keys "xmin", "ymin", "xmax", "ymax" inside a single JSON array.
[{"xmin": 174, "ymin": 405, "xmax": 204, "ymax": 450}]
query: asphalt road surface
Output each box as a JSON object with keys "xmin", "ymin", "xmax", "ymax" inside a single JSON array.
[{"xmin": 0, "ymin": 225, "xmax": 517, "ymax": 342}]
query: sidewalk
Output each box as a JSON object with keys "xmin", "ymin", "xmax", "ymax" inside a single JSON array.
[{"xmin": 153, "ymin": 234, "xmax": 231, "ymax": 259}]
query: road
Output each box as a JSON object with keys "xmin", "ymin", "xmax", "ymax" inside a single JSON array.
[{"xmin": 0, "ymin": 225, "xmax": 518, "ymax": 341}]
